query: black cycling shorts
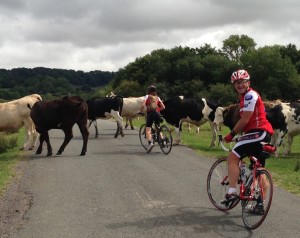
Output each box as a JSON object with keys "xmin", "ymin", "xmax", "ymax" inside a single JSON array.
[
  {"xmin": 232, "ymin": 130, "xmax": 272, "ymax": 162},
  {"xmin": 146, "ymin": 111, "xmax": 163, "ymax": 127}
]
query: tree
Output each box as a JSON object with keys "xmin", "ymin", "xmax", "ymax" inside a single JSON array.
[
  {"xmin": 222, "ymin": 35, "xmax": 256, "ymax": 64},
  {"xmin": 242, "ymin": 45, "xmax": 298, "ymax": 100},
  {"xmin": 114, "ymin": 80, "xmax": 142, "ymax": 97}
]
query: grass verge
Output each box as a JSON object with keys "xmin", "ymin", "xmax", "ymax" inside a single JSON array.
[{"xmin": 0, "ymin": 129, "xmax": 25, "ymax": 195}]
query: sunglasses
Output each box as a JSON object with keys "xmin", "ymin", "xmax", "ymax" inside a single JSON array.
[{"xmin": 234, "ymin": 80, "xmax": 249, "ymax": 85}]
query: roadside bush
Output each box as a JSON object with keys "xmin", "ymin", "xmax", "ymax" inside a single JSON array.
[{"xmin": 0, "ymin": 132, "xmax": 18, "ymax": 153}]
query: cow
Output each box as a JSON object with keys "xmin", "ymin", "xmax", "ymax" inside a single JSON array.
[
  {"xmin": 160, "ymin": 96, "xmax": 220, "ymax": 147},
  {"xmin": 106, "ymin": 93, "xmax": 145, "ymax": 130},
  {"xmin": 0, "ymin": 94, "xmax": 42, "ymax": 150},
  {"xmin": 86, "ymin": 96, "xmax": 124, "ymax": 138},
  {"xmin": 266, "ymin": 101, "xmax": 300, "ymax": 156},
  {"xmin": 122, "ymin": 96, "xmax": 146, "ymax": 130},
  {"xmin": 28, "ymin": 96, "xmax": 89, "ymax": 156}
]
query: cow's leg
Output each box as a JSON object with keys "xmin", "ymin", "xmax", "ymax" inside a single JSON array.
[
  {"xmin": 36, "ymin": 132, "xmax": 52, "ymax": 156},
  {"xmin": 274, "ymin": 129, "xmax": 285, "ymax": 157},
  {"xmin": 173, "ymin": 122, "xmax": 182, "ymax": 145},
  {"xmin": 209, "ymin": 121, "xmax": 216, "ymax": 147},
  {"xmin": 31, "ymin": 129, "xmax": 40, "ymax": 150},
  {"xmin": 57, "ymin": 127, "xmax": 73, "ymax": 155},
  {"xmin": 129, "ymin": 118, "xmax": 134, "ymax": 130},
  {"xmin": 286, "ymin": 134, "xmax": 293, "ymax": 155},
  {"xmin": 21, "ymin": 119, "xmax": 32, "ymax": 150},
  {"xmin": 44, "ymin": 132, "xmax": 53, "ymax": 156},
  {"xmin": 93, "ymin": 120, "xmax": 99, "ymax": 138},
  {"xmin": 111, "ymin": 111, "xmax": 124, "ymax": 138},
  {"xmin": 36, "ymin": 134, "xmax": 44, "ymax": 154},
  {"xmin": 114, "ymin": 121, "xmax": 120, "ymax": 138},
  {"xmin": 125, "ymin": 118, "xmax": 129, "ymax": 129},
  {"xmin": 77, "ymin": 122, "xmax": 89, "ymax": 156}
]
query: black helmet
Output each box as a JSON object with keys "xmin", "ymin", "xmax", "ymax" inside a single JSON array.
[{"xmin": 147, "ymin": 85, "xmax": 156, "ymax": 94}]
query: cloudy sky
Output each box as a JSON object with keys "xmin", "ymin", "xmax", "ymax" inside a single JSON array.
[{"xmin": 0, "ymin": 0, "xmax": 299, "ymax": 72}]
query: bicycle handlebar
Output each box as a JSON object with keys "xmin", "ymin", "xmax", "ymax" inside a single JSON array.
[
  {"xmin": 218, "ymin": 134, "xmax": 239, "ymax": 152},
  {"xmin": 218, "ymin": 134, "xmax": 276, "ymax": 155}
]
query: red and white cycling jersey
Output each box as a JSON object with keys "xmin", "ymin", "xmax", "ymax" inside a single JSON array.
[{"xmin": 239, "ymin": 88, "xmax": 274, "ymax": 135}]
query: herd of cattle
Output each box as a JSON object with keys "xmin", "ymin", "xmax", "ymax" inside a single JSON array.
[{"xmin": 1, "ymin": 93, "xmax": 300, "ymax": 157}]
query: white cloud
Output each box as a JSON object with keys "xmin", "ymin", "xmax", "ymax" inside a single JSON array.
[{"xmin": 0, "ymin": 0, "xmax": 300, "ymax": 72}]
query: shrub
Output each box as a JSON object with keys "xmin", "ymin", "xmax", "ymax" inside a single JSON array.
[{"xmin": 0, "ymin": 132, "xmax": 18, "ymax": 153}]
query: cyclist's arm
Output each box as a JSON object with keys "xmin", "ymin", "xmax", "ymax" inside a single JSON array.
[
  {"xmin": 159, "ymin": 100, "xmax": 165, "ymax": 111},
  {"xmin": 232, "ymin": 111, "xmax": 252, "ymax": 134}
]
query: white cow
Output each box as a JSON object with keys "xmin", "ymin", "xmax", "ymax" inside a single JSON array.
[
  {"xmin": 122, "ymin": 96, "xmax": 146, "ymax": 129},
  {"xmin": 1, "ymin": 94, "xmax": 42, "ymax": 150}
]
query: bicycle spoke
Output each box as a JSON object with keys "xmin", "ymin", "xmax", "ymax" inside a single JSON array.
[
  {"xmin": 207, "ymin": 157, "xmax": 240, "ymax": 211},
  {"xmin": 241, "ymin": 169, "xmax": 273, "ymax": 230}
]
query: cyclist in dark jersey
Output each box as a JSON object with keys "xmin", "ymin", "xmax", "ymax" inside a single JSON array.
[
  {"xmin": 220, "ymin": 69, "xmax": 274, "ymax": 205},
  {"xmin": 140, "ymin": 85, "xmax": 165, "ymax": 153}
]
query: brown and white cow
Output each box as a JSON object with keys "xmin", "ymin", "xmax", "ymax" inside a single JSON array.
[
  {"xmin": 0, "ymin": 94, "xmax": 42, "ymax": 150},
  {"xmin": 28, "ymin": 96, "xmax": 89, "ymax": 156},
  {"xmin": 161, "ymin": 96, "xmax": 220, "ymax": 146}
]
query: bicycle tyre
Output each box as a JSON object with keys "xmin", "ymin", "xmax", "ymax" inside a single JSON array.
[
  {"xmin": 139, "ymin": 124, "xmax": 148, "ymax": 150},
  {"xmin": 241, "ymin": 169, "xmax": 273, "ymax": 230},
  {"xmin": 158, "ymin": 125, "xmax": 173, "ymax": 155},
  {"xmin": 207, "ymin": 157, "xmax": 240, "ymax": 211}
]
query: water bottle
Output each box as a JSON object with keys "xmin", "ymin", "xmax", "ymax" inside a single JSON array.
[{"xmin": 240, "ymin": 162, "xmax": 247, "ymax": 182}]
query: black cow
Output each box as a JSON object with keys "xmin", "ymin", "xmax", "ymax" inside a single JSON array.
[
  {"xmin": 28, "ymin": 95, "xmax": 89, "ymax": 156},
  {"xmin": 86, "ymin": 96, "xmax": 124, "ymax": 138},
  {"xmin": 160, "ymin": 96, "xmax": 220, "ymax": 147}
]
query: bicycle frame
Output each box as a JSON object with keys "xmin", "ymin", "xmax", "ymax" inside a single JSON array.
[
  {"xmin": 239, "ymin": 156, "xmax": 261, "ymax": 201},
  {"xmin": 207, "ymin": 134, "xmax": 275, "ymax": 230}
]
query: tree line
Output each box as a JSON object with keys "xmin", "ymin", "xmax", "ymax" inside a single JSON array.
[
  {"xmin": 111, "ymin": 35, "xmax": 300, "ymax": 105},
  {"xmin": 1, "ymin": 35, "xmax": 300, "ymax": 105},
  {"xmin": 0, "ymin": 67, "xmax": 115, "ymax": 100}
]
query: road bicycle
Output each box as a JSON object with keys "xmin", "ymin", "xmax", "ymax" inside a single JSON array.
[
  {"xmin": 207, "ymin": 135, "xmax": 275, "ymax": 230},
  {"xmin": 138, "ymin": 117, "xmax": 173, "ymax": 155}
]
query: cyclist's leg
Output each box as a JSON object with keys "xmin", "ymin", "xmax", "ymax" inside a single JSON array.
[
  {"xmin": 220, "ymin": 152, "xmax": 240, "ymax": 204},
  {"xmin": 146, "ymin": 112, "xmax": 154, "ymax": 142}
]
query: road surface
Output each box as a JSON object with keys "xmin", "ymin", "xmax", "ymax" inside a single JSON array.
[{"xmin": 9, "ymin": 120, "xmax": 300, "ymax": 238}]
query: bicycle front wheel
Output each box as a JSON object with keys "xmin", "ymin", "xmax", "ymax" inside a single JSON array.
[
  {"xmin": 207, "ymin": 157, "xmax": 240, "ymax": 211},
  {"xmin": 158, "ymin": 125, "xmax": 173, "ymax": 155},
  {"xmin": 242, "ymin": 169, "xmax": 273, "ymax": 230},
  {"xmin": 139, "ymin": 124, "xmax": 148, "ymax": 150}
]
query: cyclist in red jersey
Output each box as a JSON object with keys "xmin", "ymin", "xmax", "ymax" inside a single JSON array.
[
  {"xmin": 140, "ymin": 85, "xmax": 165, "ymax": 153},
  {"xmin": 220, "ymin": 69, "xmax": 274, "ymax": 206}
]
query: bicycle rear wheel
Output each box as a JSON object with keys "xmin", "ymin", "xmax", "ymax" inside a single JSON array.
[
  {"xmin": 242, "ymin": 169, "xmax": 273, "ymax": 230},
  {"xmin": 207, "ymin": 157, "xmax": 240, "ymax": 211},
  {"xmin": 139, "ymin": 124, "xmax": 148, "ymax": 150},
  {"xmin": 158, "ymin": 125, "xmax": 173, "ymax": 155}
]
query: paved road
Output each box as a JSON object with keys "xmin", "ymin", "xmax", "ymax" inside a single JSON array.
[{"xmin": 10, "ymin": 120, "xmax": 300, "ymax": 238}]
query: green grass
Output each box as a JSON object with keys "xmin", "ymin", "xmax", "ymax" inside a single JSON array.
[
  {"xmin": 133, "ymin": 118, "xmax": 300, "ymax": 196},
  {"xmin": 0, "ymin": 129, "xmax": 25, "ymax": 195}
]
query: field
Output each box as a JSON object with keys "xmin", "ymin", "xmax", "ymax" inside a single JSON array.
[{"xmin": 133, "ymin": 118, "xmax": 300, "ymax": 196}]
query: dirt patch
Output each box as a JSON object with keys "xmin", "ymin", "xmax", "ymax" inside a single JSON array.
[{"xmin": 0, "ymin": 160, "xmax": 33, "ymax": 237}]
